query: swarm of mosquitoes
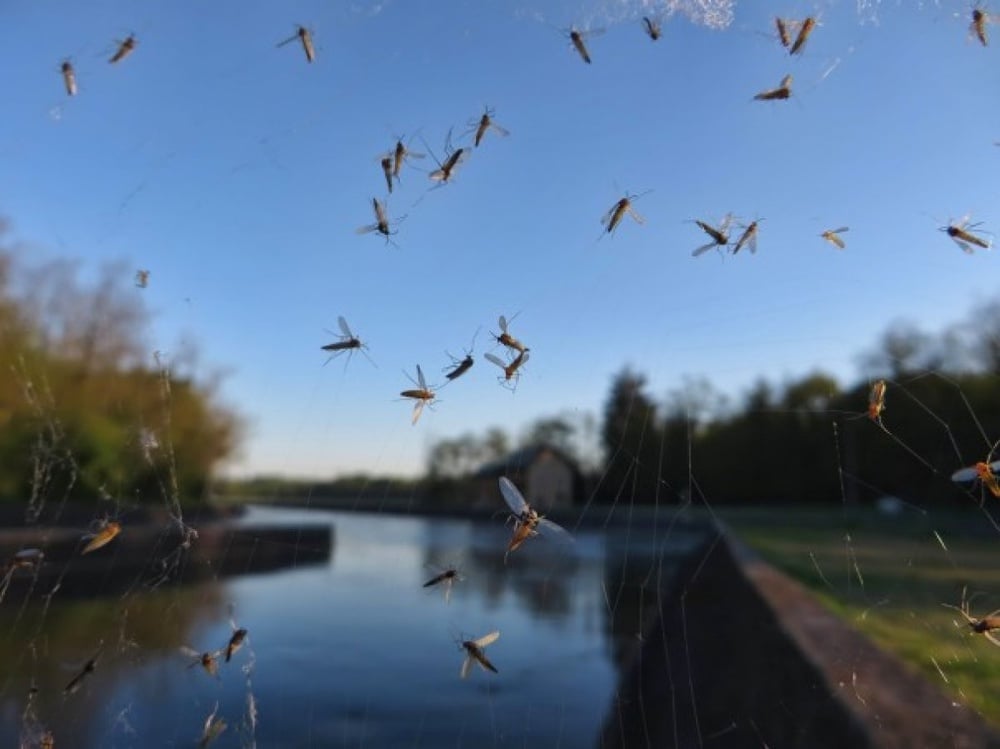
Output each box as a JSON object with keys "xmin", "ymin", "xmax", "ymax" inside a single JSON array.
[{"xmin": 15, "ymin": 8, "xmax": 1000, "ymax": 743}]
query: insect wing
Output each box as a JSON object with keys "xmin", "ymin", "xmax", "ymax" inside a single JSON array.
[
  {"xmin": 692, "ymin": 242, "xmax": 720, "ymax": 257},
  {"xmin": 338, "ymin": 316, "xmax": 353, "ymax": 338},
  {"xmin": 460, "ymin": 653, "xmax": 473, "ymax": 679},
  {"xmin": 627, "ymin": 205, "xmax": 645, "ymax": 225},
  {"xmin": 416, "ymin": 364, "xmax": 427, "ymax": 390},
  {"xmin": 499, "ymin": 477, "xmax": 529, "ymax": 516},
  {"xmin": 953, "ymin": 460, "xmax": 1000, "ymax": 482},
  {"xmin": 484, "ymin": 353, "xmax": 507, "ymax": 371},
  {"xmin": 474, "ymin": 630, "xmax": 500, "ymax": 649},
  {"xmin": 537, "ymin": 517, "xmax": 574, "ymax": 545},
  {"xmin": 82, "ymin": 522, "xmax": 120, "ymax": 554},
  {"xmin": 356, "ymin": 223, "xmax": 379, "ymax": 235},
  {"xmin": 498, "ymin": 315, "xmax": 510, "ymax": 334},
  {"xmin": 411, "ymin": 400, "xmax": 425, "ymax": 425}
]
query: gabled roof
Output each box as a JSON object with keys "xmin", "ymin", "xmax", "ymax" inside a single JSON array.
[{"xmin": 474, "ymin": 443, "xmax": 580, "ymax": 479}]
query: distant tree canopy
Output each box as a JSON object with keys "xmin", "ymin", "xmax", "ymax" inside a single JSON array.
[{"xmin": 0, "ymin": 236, "xmax": 242, "ymax": 509}]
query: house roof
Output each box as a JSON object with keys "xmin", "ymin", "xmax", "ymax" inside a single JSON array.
[{"xmin": 474, "ymin": 443, "xmax": 580, "ymax": 479}]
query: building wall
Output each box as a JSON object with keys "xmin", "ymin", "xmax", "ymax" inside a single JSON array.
[{"xmin": 526, "ymin": 451, "xmax": 573, "ymax": 512}]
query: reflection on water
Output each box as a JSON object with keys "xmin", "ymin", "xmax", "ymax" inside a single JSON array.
[{"xmin": 0, "ymin": 506, "xmax": 706, "ymax": 748}]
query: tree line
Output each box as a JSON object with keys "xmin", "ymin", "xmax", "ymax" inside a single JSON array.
[{"xmin": 0, "ymin": 231, "xmax": 242, "ymax": 511}]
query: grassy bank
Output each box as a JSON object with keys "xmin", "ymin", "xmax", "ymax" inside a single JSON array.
[{"xmin": 720, "ymin": 505, "xmax": 1000, "ymax": 724}]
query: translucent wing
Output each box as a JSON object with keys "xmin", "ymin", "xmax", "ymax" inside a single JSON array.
[
  {"xmin": 537, "ymin": 518, "xmax": 574, "ymax": 544},
  {"xmin": 952, "ymin": 461, "xmax": 1000, "ymax": 482},
  {"xmin": 498, "ymin": 315, "xmax": 510, "ymax": 334},
  {"xmin": 499, "ymin": 477, "xmax": 529, "ymax": 515},
  {"xmin": 627, "ymin": 206, "xmax": 645, "ymax": 225},
  {"xmin": 338, "ymin": 316, "xmax": 352, "ymax": 338},
  {"xmin": 748, "ymin": 231, "xmax": 758, "ymax": 253},
  {"xmin": 780, "ymin": 74, "xmax": 793, "ymax": 89},
  {"xmin": 416, "ymin": 364, "xmax": 427, "ymax": 390},
  {"xmin": 460, "ymin": 654, "xmax": 473, "ymax": 679},
  {"xmin": 582, "ymin": 27, "xmax": 607, "ymax": 39},
  {"xmin": 719, "ymin": 214, "xmax": 734, "ymax": 233},
  {"xmin": 474, "ymin": 630, "xmax": 500, "ymax": 648},
  {"xmin": 692, "ymin": 241, "xmax": 718, "ymax": 257},
  {"xmin": 484, "ymin": 353, "xmax": 507, "ymax": 370},
  {"xmin": 429, "ymin": 168, "xmax": 447, "ymax": 181},
  {"xmin": 179, "ymin": 646, "xmax": 201, "ymax": 660},
  {"xmin": 411, "ymin": 400, "xmax": 425, "ymax": 425},
  {"xmin": 489, "ymin": 123, "xmax": 510, "ymax": 137},
  {"xmin": 829, "ymin": 227, "xmax": 849, "ymax": 234},
  {"xmin": 356, "ymin": 223, "xmax": 379, "ymax": 235}
]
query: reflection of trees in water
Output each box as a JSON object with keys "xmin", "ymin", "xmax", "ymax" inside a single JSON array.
[
  {"xmin": 421, "ymin": 523, "xmax": 579, "ymax": 620},
  {"xmin": 0, "ymin": 582, "xmax": 227, "ymax": 747}
]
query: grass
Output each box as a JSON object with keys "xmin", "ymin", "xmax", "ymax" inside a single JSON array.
[{"xmin": 720, "ymin": 505, "xmax": 1000, "ymax": 725}]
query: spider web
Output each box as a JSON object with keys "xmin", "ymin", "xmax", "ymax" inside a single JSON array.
[{"xmin": 2, "ymin": 1, "xmax": 999, "ymax": 747}]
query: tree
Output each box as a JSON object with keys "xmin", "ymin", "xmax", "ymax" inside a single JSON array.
[{"xmin": 600, "ymin": 368, "xmax": 662, "ymax": 504}]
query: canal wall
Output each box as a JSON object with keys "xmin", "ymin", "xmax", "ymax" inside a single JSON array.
[{"xmin": 600, "ymin": 531, "xmax": 1000, "ymax": 749}]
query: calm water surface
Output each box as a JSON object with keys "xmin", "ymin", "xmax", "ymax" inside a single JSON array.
[{"xmin": 0, "ymin": 506, "xmax": 705, "ymax": 748}]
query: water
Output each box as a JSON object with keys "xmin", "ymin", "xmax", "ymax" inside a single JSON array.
[{"xmin": 0, "ymin": 506, "xmax": 707, "ymax": 748}]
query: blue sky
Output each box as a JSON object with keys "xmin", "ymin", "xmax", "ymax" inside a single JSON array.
[{"xmin": 0, "ymin": 0, "xmax": 997, "ymax": 479}]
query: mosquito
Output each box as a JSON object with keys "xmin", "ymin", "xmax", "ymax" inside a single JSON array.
[
  {"xmin": 789, "ymin": 16, "xmax": 816, "ymax": 55},
  {"xmin": 109, "ymin": 35, "xmax": 136, "ymax": 64},
  {"xmin": 952, "ymin": 459, "xmax": 1000, "ymax": 498},
  {"xmin": 429, "ymin": 145, "xmax": 468, "ymax": 184},
  {"xmin": 198, "ymin": 703, "xmax": 227, "ymax": 748},
  {"xmin": 491, "ymin": 315, "xmax": 528, "ymax": 355},
  {"xmin": 400, "ymin": 365, "xmax": 436, "ymax": 425},
  {"xmin": 423, "ymin": 566, "xmax": 462, "ymax": 603},
  {"xmin": 135, "ymin": 269, "xmax": 150, "ymax": 288},
  {"xmin": 469, "ymin": 107, "xmax": 510, "ymax": 148},
  {"xmin": 943, "ymin": 594, "xmax": 1000, "ymax": 646},
  {"xmin": 691, "ymin": 214, "xmax": 733, "ymax": 257},
  {"xmin": 321, "ymin": 316, "xmax": 371, "ymax": 367},
  {"xmin": 941, "ymin": 217, "xmax": 992, "ymax": 254},
  {"xmin": 642, "ymin": 16, "xmax": 662, "ymax": 41},
  {"xmin": 181, "ymin": 646, "xmax": 222, "ymax": 678},
  {"xmin": 971, "ymin": 7, "xmax": 990, "ymax": 46},
  {"xmin": 82, "ymin": 520, "xmax": 120, "ymax": 554},
  {"xmin": 867, "ymin": 379, "xmax": 887, "ymax": 425},
  {"xmin": 379, "ymin": 156, "xmax": 394, "ymax": 193},
  {"xmin": 820, "ymin": 227, "xmax": 849, "ymax": 249},
  {"xmin": 754, "ymin": 74, "xmax": 793, "ymax": 101},
  {"xmin": 356, "ymin": 197, "xmax": 402, "ymax": 245},
  {"xmin": 391, "ymin": 136, "xmax": 425, "ymax": 180},
  {"xmin": 485, "ymin": 350, "xmax": 529, "ymax": 386},
  {"xmin": 4, "ymin": 548, "xmax": 43, "ymax": 575},
  {"xmin": 444, "ymin": 352, "xmax": 474, "ymax": 381},
  {"xmin": 499, "ymin": 476, "xmax": 573, "ymax": 561},
  {"xmin": 225, "ymin": 626, "xmax": 248, "ymax": 663},
  {"xmin": 459, "ymin": 631, "xmax": 500, "ymax": 678},
  {"xmin": 566, "ymin": 27, "xmax": 604, "ymax": 64},
  {"xmin": 731, "ymin": 219, "xmax": 761, "ymax": 254},
  {"xmin": 601, "ymin": 192, "xmax": 648, "ymax": 235},
  {"xmin": 774, "ymin": 17, "xmax": 792, "ymax": 48},
  {"xmin": 64, "ymin": 645, "xmax": 103, "ymax": 695},
  {"xmin": 277, "ymin": 26, "xmax": 315, "ymax": 63},
  {"xmin": 61, "ymin": 60, "xmax": 77, "ymax": 96}
]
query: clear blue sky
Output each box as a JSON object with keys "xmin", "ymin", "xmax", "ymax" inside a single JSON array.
[{"xmin": 0, "ymin": 0, "xmax": 997, "ymax": 479}]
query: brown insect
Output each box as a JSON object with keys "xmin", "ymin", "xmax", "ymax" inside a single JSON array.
[
  {"xmin": 82, "ymin": 520, "xmax": 120, "ymax": 554},
  {"xmin": 820, "ymin": 227, "xmax": 849, "ymax": 249},
  {"xmin": 356, "ymin": 197, "xmax": 402, "ymax": 245},
  {"xmin": 225, "ymin": 627, "xmax": 248, "ymax": 663},
  {"xmin": 430, "ymin": 146, "xmax": 468, "ymax": 183},
  {"xmin": 601, "ymin": 193, "xmax": 647, "ymax": 235},
  {"xmin": 491, "ymin": 315, "xmax": 528, "ymax": 355},
  {"xmin": 485, "ymin": 350, "xmax": 529, "ymax": 386},
  {"xmin": 971, "ymin": 8, "xmax": 989, "ymax": 46},
  {"xmin": 198, "ymin": 703, "xmax": 227, "ymax": 748},
  {"xmin": 943, "ymin": 594, "xmax": 1000, "ymax": 646},
  {"xmin": 109, "ymin": 35, "xmax": 136, "ymax": 64},
  {"xmin": 135, "ymin": 269, "xmax": 150, "ymax": 288},
  {"xmin": 380, "ymin": 156, "xmax": 394, "ymax": 193},
  {"xmin": 691, "ymin": 214, "xmax": 733, "ymax": 257},
  {"xmin": 181, "ymin": 647, "xmax": 222, "ymax": 678},
  {"xmin": 400, "ymin": 365, "xmax": 436, "ymax": 425},
  {"xmin": 470, "ymin": 107, "xmax": 510, "ymax": 148},
  {"xmin": 731, "ymin": 220, "xmax": 761, "ymax": 254},
  {"xmin": 952, "ymin": 459, "xmax": 1000, "ymax": 498},
  {"xmin": 459, "ymin": 631, "xmax": 500, "ymax": 678},
  {"xmin": 423, "ymin": 566, "xmax": 462, "ymax": 603},
  {"xmin": 61, "ymin": 60, "xmax": 77, "ymax": 96},
  {"xmin": 277, "ymin": 26, "xmax": 315, "ymax": 63},
  {"xmin": 642, "ymin": 16, "xmax": 662, "ymax": 41},
  {"xmin": 941, "ymin": 217, "xmax": 992, "ymax": 254},
  {"xmin": 499, "ymin": 477, "xmax": 573, "ymax": 561},
  {"xmin": 64, "ymin": 646, "xmax": 103, "ymax": 695},
  {"xmin": 867, "ymin": 380, "xmax": 887, "ymax": 424},
  {"xmin": 789, "ymin": 17, "xmax": 816, "ymax": 55},
  {"xmin": 444, "ymin": 353, "xmax": 474, "ymax": 381},
  {"xmin": 321, "ymin": 316, "xmax": 373, "ymax": 367},
  {"xmin": 567, "ymin": 27, "xmax": 604, "ymax": 64},
  {"xmin": 774, "ymin": 17, "xmax": 791, "ymax": 48},
  {"xmin": 391, "ymin": 138, "xmax": 424, "ymax": 180},
  {"xmin": 754, "ymin": 74, "xmax": 793, "ymax": 101}
]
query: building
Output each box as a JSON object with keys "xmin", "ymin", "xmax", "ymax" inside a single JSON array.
[{"xmin": 474, "ymin": 444, "xmax": 582, "ymax": 512}]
